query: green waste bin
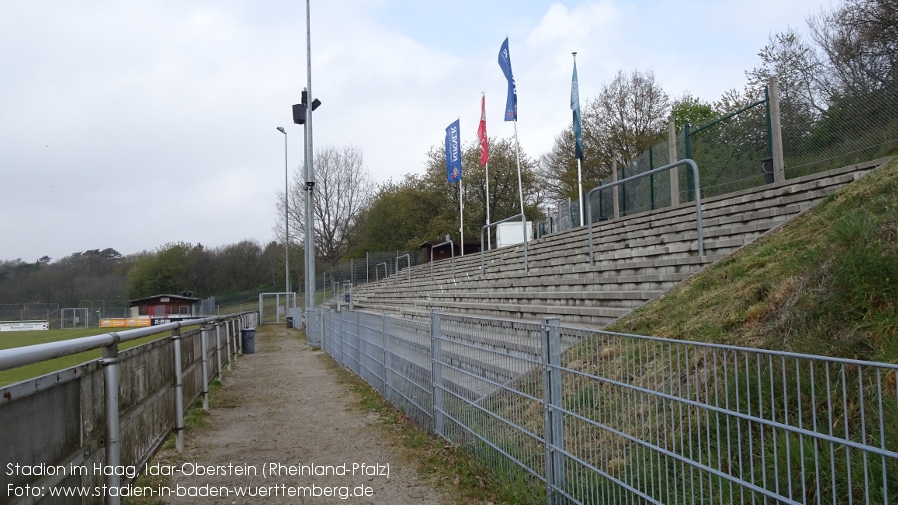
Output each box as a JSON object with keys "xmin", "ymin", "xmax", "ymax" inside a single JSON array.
[{"xmin": 241, "ymin": 328, "xmax": 256, "ymax": 354}]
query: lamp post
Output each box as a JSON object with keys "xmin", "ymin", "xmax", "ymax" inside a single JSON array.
[
  {"xmin": 276, "ymin": 126, "xmax": 289, "ymax": 323},
  {"xmin": 290, "ymin": 0, "xmax": 321, "ymax": 315}
]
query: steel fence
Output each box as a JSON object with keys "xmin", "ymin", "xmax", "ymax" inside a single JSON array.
[
  {"xmin": 314, "ymin": 250, "xmax": 426, "ymax": 305},
  {"xmin": 311, "ymin": 307, "xmax": 898, "ymax": 504}
]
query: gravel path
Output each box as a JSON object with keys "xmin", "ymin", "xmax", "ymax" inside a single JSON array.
[{"xmin": 164, "ymin": 324, "xmax": 455, "ymax": 505}]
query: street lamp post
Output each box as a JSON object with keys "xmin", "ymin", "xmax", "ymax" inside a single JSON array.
[{"xmin": 276, "ymin": 126, "xmax": 289, "ymax": 323}]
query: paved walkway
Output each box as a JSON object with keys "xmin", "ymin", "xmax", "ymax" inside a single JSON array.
[{"xmin": 165, "ymin": 324, "xmax": 455, "ymax": 505}]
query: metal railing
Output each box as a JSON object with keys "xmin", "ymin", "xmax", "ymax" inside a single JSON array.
[
  {"xmin": 430, "ymin": 238, "xmax": 455, "ymax": 281},
  {"xmin": 396, "ymin": 253, "xmax": 411, "ymax": 284},
  {"xmin": 375, "ymin": 262, "xmax": 388, "ymax": 282},
  {"xmin": 481, "ymin": 212, "xmax": 528, "ymax": 275},
  {"xmin": 308, "ymin": 307, "xmax": 898, "ymax": 504},
  {"xmin": 587, "ymin": 159, "xmax": 704, "ymax": 264},
  {"xmin": 0, "ymin": 312, "xmax": 258, "ymax": 505}
]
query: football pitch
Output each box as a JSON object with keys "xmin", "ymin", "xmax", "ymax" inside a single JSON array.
[{"xmin": 0, "ymin": 327, "xmax": 170, "ymax": 387}]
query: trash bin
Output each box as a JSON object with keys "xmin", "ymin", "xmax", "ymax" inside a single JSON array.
[
  {"xmin": 241, "ymin": 328, "xmax": 256, "ymax": 354},
  {"xmin": 286, "ymin": 316, "xmax": 293, "ymax": 329},
  {"xmin": 761, "ymin": 157, "xmax": 775, "ymax": 184}
]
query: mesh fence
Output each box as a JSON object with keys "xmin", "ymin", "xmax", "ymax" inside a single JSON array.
[
  {"xmin": 534, "ymin": 80, "xmax": 897, "ymax": 236},
  {"xmin": 783, "ymin": 82, "xmax": 898, "ymax": 178},
  {"xmin": 314, "ymin": 250, "xmax": 426, "ymax": 302},
  {"xmin": 0, "ymin": 303, "xmax": 59, "ymax": 323}
]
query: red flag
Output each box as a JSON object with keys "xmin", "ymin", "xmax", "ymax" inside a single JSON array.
[{"xmin": 476, "ymin": 95, "xmax": 489, "ymax": 166}]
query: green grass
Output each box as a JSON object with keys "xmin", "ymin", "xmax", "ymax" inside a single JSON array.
[
  {"xmin": 462, "ymin": 157, "xmax": 898, "ymax": 503},
  {"xmin": 0, "ymin": 325, "xmax": 200, "ymax": 387},
  {"xmin": 609, "ymin": 156, "xmax": 898, "ymax": 359}
]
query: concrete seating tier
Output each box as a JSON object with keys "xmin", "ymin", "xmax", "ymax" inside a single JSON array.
[{"xmin": 347, "ymin": 159, "xmax": 885, "ymax": 328}]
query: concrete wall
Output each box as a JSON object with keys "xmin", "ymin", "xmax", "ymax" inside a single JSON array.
[{"xmin": 0, "ymin": 316, "xmax": 251, "ymax": 505}]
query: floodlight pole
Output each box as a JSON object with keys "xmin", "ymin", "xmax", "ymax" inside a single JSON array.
[
  {"xmin": 277, "ymin": 126, "xmax": 289, "ymax": 322},
  {"xmin": 304, "ymin": 0, "xmax": 316, "ymax": 312}
]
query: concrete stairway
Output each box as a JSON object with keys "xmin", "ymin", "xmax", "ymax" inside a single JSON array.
[{"xmin": 348, "ymin": 159, "xmax": 887, "ymax": 328}]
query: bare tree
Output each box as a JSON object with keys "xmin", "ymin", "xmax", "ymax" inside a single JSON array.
[
  {"xmin": 590, "ymin": 69, "xmax": 671, "ymax": 165},
  {"xmin": 276, "ymin": 145, "xmax": 374, "ymax": 268},
  {"xmin": 538, "ymin": 69, "xmax": 669, "ymax": 201},
  {"xmin": 809, "ymin": 0, "xmax": 898, "ymax": 96}
]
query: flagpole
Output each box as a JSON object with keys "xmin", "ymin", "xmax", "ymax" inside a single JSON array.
[
  {"xmin": 482, "ymin": 93, "xmax": 491, "ymax": 250},
  {"xmin": 459, "ymin": 179, "xmax": 464, "ymax": 256},
  {"xmin": 485, "ymin": 160, "xmax": 491, "ymax": 249},
  {"xmin": 513, "ymin": 120, "xmax": 525, "ymax": 225},
  {"xmin": 573, "ymin": 52, "xmax": 584, "ymax": 227}
]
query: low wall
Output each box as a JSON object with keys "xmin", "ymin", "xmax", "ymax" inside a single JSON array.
[{"xmin": 0, "ymin": 314, "xmax": 256, "ymax": 505}]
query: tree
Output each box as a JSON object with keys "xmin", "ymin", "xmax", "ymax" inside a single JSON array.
[
  {"xmin": 809, "ymin": 0, "xmax": 897, "ymax": 97},
  {"xmin": 352, "ymin": 136, "xmax": 544, "ymax": 253},
  {"xmin": 127, "ymin": 242, "xmax": 195, "ymax": 298},
  {"xmin": 421, "ymin": 137, "xmax": 544, "ymax": 244},
  {"xmin": 671, "ymin": 92, "xmax": 716, "ymax": 130},
  {"xmin": 589, "ymin": 69, "xmax": 671, "ymax": 165},
  {"xmin": 277, "ymin": 145, "xmax": 374, "ymax": 269},
  {"xmin": 538, "ymin": 69, "xmax": 670, "ymax": 202}
]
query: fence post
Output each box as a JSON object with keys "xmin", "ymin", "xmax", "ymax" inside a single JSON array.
[
  {"xmin": 430, "ymin": 309, "xmax": 445, "ymax": 438},
  {"xmin": 541, "ymin": 318, "xmax": 565, "ymax": 504},
  {"xmin": 237, "ymin": 317, "xmax": 243, "ymax": 354},
  {"xmin": 224, "ymin": 320, "xmax": 232, "ymax": 371},
  {"xmin": 200, "ymin": 326, "xmax": 209, "ymax": 411},
  {"xmin": 101, "ymin": 335, "xmax": 122, "ymax": 505},
  {"xmin": 669, "ymin": 115, "xmax": 680, "ymax": 206},
  {"xmin": 214, "ymin": 323, "xmax": 222, "ymax": 382},
  {"xmin": 768, "ymin": 76, "xmax": 785, "ymax": 183},
  {"xmin": 612, "ymin": 159, "xmax": 620, "ymax": 220},
  {"xmin": 320, "ymin": 310, "xmax": 327, "ymax": 360},
  {"xmin": 383, "ymin": 313, "xmax": 391, "ymax": 402},
  {"xmin": 171, "ymin": 325, "xmax": 185, "ymax": 452}
]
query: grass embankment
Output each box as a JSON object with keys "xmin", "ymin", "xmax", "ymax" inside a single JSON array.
[
  {"xmin": 609, "ymin": 156, "xmax": 898, "ymax": 359},
  {"xmin": 457, "ymin": 158, "xmax": 898, "ymax": 503}
]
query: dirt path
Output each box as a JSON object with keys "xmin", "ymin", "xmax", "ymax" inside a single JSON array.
[{"xmin": 164, "ymin": 324, "xmax": 455, "ymax": 505}]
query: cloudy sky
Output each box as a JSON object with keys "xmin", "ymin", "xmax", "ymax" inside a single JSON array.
[{"xmin": 0, "ymin": 0, "xmax": 831, "ymax": 263}]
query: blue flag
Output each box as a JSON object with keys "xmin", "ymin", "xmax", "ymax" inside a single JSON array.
[
  {"xmin": 445, "ymin": 119, "xmax": 462, "ymax": 183},
  {"xmin": 571, "ymin": 58, "xmax": 584, "ymax": 160},
  {"xmin": 498, "ymin": 38, "xmax": 517, "ymax": 122}
]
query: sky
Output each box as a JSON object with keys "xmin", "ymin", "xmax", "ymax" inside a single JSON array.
[{"xmin": 0, "ymin": 0, "xmax": 833, "ymax": 263}]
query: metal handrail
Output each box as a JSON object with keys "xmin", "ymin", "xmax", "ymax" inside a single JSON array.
[
  {"xmin": 375, "ymin": 262, "xmax": 388, "ymax": 282},
  {"xmin": 429, "ymin": 239, "xmax": 455, "ymax": 281},
  {"xmin": 587, "ymin": 159, "xmax": 704, "ymax": 265},
  {"xmin": 396, "ymin": 253, "xmax": 411, "ymax": 284},
  {"xmin": 480, "ymin": 213, "xmax": 529, "ymax": 276},
  {"xmin": 0, "ymin": 315, "xmax": 240, "ymax": 372}
]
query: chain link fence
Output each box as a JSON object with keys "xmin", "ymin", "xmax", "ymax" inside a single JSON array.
[{"xmin": 538, "ymin": 79, "xmax": 897, "ymax": 235}]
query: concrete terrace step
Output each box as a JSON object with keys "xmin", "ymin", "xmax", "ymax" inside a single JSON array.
[{"xmin": 345, "ymin": 159, "xmax": 888, "ymax": 327}]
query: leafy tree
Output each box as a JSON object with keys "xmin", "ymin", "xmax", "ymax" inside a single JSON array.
[
  {"xmin": 420, "ymin": 136, "xmax": 543, "ymax": 244},
  {"xmin": 671, "ymin": 93, "xmax": 716, "ymax": 130},
  {"xmin": 351, "ymin": 174, "xmax": 443, "ymax": 252},
  {"xmin": 352, "ymin": 136, "xmax": 544, "ymax": 253},
  {"xmin": 127, "ymin": 242, "xmax": 195, "ymax": 298}
]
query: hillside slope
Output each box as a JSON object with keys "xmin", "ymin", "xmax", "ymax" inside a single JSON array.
[{"xmin": 608, "ymin": 157, "xmax": 898, "ymax": 361}]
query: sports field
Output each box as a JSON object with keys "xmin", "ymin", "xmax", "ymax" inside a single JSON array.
[{"xmin": 0, "ymin": 327, "xmax": 173, "ymax": 387}]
